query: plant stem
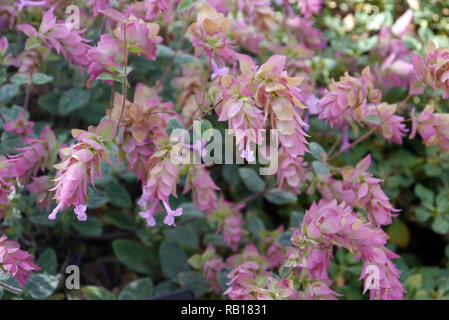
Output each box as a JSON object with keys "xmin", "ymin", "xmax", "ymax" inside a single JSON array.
[
  {"xmin": 328, "ymin": 127, "xmax": 377, "ymax": 161},
  {"xmin": 119, "ymin": 23, "xmax": 128, "ymax": 124},
  {"xmin": 158, "ymin": 7, "xmax": 193, "ymax": 87},
  {"xmin": 232, "ymin": 185, "xmax": 275, "ymax": 210},
  {"xmin": 0, "ymin": 281, "xmax": 23, "ymax": 295},
  {"xmin": 200, "ymin": 54, "xmax": 213, "ymax": 107}
]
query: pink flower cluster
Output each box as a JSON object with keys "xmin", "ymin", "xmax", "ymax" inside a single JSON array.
[
  {"xmin": 293, "ymin": 199, "xmax": 405, "ymax": 300},
  {"xmin": 411, "ymin": 104, "xmax": 449, "ymax": 152},
  {"xmin": 3, "ymin": 110, "xmax": 34, "ymax": 143},
  {"xmin": 184, "ymin": 165, "xmax": 219, "ymax": 215},
  {"xmin": 0, "ymin": 235, "xmax": 40, "ymax": 287},
  {"xmin": 18, "ymin": 10, "xmax": 90, "ymax": 70},
  {"xmin": 411, "ymin": 41, "xmax": 449, "ymax": 98},
  {"xmin": 188, "ymin": 244, "xmax": 226, "ymax": 294},
  {"xmin": 49, "ymin": 120, "xmax": 116, "ymax": 221},
  {"xmin": 317, "ymin": 67, "xmax": 382, "ymax": 129}
]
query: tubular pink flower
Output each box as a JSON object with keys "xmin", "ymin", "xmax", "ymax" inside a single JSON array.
[
  {"xmin": 5, "ymin": 125, "xmax": 57, "ymax": 185},
  {"xmin": 0, "ymin": 235, "xmax": 40, "ymax": 287},
  {"xmin": 277, "ymin": 154, "xmax": 307, "ymax": 194}
]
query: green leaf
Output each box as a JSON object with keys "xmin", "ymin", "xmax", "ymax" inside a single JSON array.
[
  {"xmin": 159, "ymin": 241, "xmax": 190, "ymax": 278},
  {"xmin": 166, "ymin": 117, "xmax": 183, "ymax": 135},
  {"xmin": 38, "ymin": 91, "xmax": 62, "ymax": 115},
  {"xmin": 82, "ymin": 286, "xmax": 117, "ymax": 300},
  {"xmin": 431, "ymin": 217, "xmax": 449, "ymax": 235},
  {"xmin": 71, "ymin": 216, "xmax": 103, "ymax": 237},
  {"xmin": 86, "ymin": 188, "xmax": 109, "ymax": 208},
  {"xmin": 103, "ymin": 211, "xmax": 137, "ymax": 231},
  {"xmin": 309, "ymin": 142, "xmax": 327, "ymax": 161},
  {"xmin": 119, "ymin": 278, "xmax": 153, "ymax": 300},
  {"xmin": 10, "ymin": 73, "xmax": 29, "ymax": 84},
  {"xmin": 103, "ymin": 178, "xmax": 132, "ymax": 208},
  {"xmin": 37, "ymin": 248, "xmax": 58, "ymax": 275},
  {"xmin": 113, "ymin": 239, "xmax": 154, "ymax": 274},
  {"xmin": 238, "ymin": 168, "xmax": 266, "ymax": 193},
  {"xmin": 178, "ymin": 272, "xmax": 209, "ymax": 298},
  {"xmin": 364, "ymin": 115, "xmax": 382, "ymax": 125},
  {"xmin": 177, "ymin": 0, "xmax": 195, "ymax": 12},
  {"xmin": 415, "ymin": 184, "xmax": 434, "ymax": 205},
  {"xmin": 25, "ymin": 273, "xmax": 59, "ymax": 299},
  {"xmin": 164, "ymin": 227, "xmax": 199, "ymax": 250},
  {"xmin": 312, "ymin": 161, "xmax": 330, "ymax": 176},
  {"xmin": 246, "ymin": 214, "xmax": 265, "ymax": 240},
  {"xmin": 264, "ymin": 188, "xmax": 297, "ymax": 205},
  {"xmin": 386, "ymin": 219, "xmax": 410, "ymax": 248},
  {"xmin": 96, "ymin": 119, "xmax": 117, "ymax": 141},
  {"xmin": 415, "ymin": 208, "xmax": 431, "ymax": 223},
  {"xmin": 194, "ymin": 119, "xmax": 213, "ymax": 142},
  {"xmin": 58, "ymin": 88, "xmax": 90, "ymax": 116},
  {"xmin": 278, "ymin": 230, "xmax": 294, "ymax": 247},
  {"xmin": 0, "ymin": 84, "xmax": 19, "ymax": 103},
  {"xmin": 32, "ymin": 73, "xmax": 53, "ymax": 85}
]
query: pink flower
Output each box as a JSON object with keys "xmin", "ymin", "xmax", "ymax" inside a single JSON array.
[
  {"xmin": 188, "ymin": 4, "xmax": 236, "ymax": 67},
  {"xmin": 340, "ymin": 155, "xmax": 400, "ymax": 226},
  {"xmin": 188, "ymin": 244, "xmax": 226, "ymax": 294},
  {"xmin": 0, "ymin": 235, "xmax": 40, "ymax": 287},
  {"xmin": 277, "ymin": 153, "xmax": 307, "ymax": 194},
  {"xmin": 412, "ymin": 104, "xmax": 449, "ymax": 151},
  {"xmin": 162, "ymin": 201, "xmax": 183, "ymax": 226},
  {"xmin": 211, "ymin": 196, "xmax": 245, "ymax": 251},
  {"xmin": 364, "ymin": 103, "xmax": 408, "ymax": 144},
  {"xmin": 0, "ymin": 36, "xmax": 11, "ymax": 64},
  {"xmin": 297, "ymin": 199, "xmax": 405, "ymax": 299},
  {"xmin": 49, "ymin": 120, "xmax": 116, "ymax": 221},
  {"xmin": 18, "ymin": 10, "xmax": 91, "ymax": 69},
  {"xmin": 410, "ymin": 41, "xmax": 449, "ymax": 99},
  {"xmin": 5, "ymin": 125, "xmax": 57, "ymax": 185},
  {"xmin": 113, "ymin": 15, "xmax": 162, "ymax": 60},
  {"xmin": 26, "ymin": 175, "xmax": 53, "ymax": 211},
  {"xmin": 142, "ymin": 0, "xmax": 173, "ymax": 21},
  {"xmin": 298, "ymin": 0, "xmax": 323, "ymax": 19},
  {"xmin": 287, "ymin": 17, "xmax": 326, "ymax": 51},
  {"xmin": 251, "ymin": 55, "xmax": 310, "ymax": 158},
  {"xmin": 317, "ymin": 67, "xmax": 382, "ymax": 129},
  {"xmin": 88, "ymin": 0, "xmax": 109, "ymax": 16},
  {"xmin": 87, "ymin": 34, "xmax": 124, "ymax": 82},
  {"xmin": 183, "ymin": 165, "xmax": 220, "ymax": 215},
  {"xmin": 3, "ymin": 110, "xmax": 34, "ymax": 143}
]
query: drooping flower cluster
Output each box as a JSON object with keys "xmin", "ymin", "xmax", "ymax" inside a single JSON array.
[
  {"xmin": 183, "ymin": 165, "xmax": 219, "ymax": 215},
  {"xmin": 0, "ymin": 235, "xmax": 40, "ymax": 287},
  {"xmin": 49, "ymin": 120, "xmax": 116, "ymax": 221},
  {"xmin": 3, "ymin": 125, "xmax": 57, "ymax": 185},
  {"xmin": 289, "ymin": 199, "xmax": 405, "ymax": 300}
]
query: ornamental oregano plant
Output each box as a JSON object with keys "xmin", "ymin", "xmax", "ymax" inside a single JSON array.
[{"xmin": 1, "ymin": 0, "xmax": 449, "ymax": 300}]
